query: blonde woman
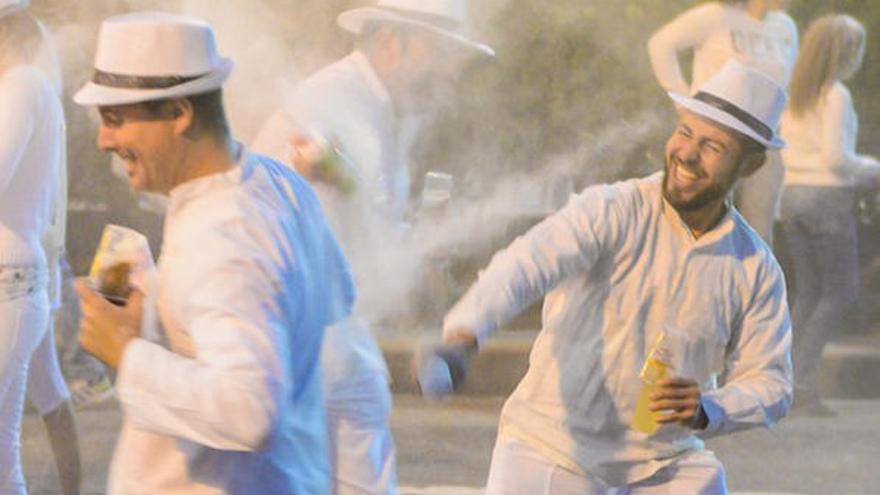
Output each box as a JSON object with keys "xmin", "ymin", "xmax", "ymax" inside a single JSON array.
[
  {"xmin": 648, "ymin": 0, "xmax": 798, "ymax": 245},
  {"xmin": 780, "ymin": 14, "xmax": 878, "ymax": 416}
]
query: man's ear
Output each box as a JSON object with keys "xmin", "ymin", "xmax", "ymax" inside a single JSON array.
[
  {"xmin": 738, "ymin": 151, "xmax": 767, "ymax": 179},
  {"xmin": 170, "ymin": 98, "xmax": 194, "ymax": 137}
]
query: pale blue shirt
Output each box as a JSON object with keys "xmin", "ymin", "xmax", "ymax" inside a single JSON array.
[{"xmin": 111, "ymin": 149, "xmax": 354, "ymax": 494}]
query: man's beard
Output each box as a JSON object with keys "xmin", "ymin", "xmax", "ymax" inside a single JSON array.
[{"xmin": 662, "ymin": 159, "xmax": 733, "ymax": 212}]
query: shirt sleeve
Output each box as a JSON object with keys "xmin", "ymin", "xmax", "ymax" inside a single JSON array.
[
  {"xmin": 443, "ymin": 184, "xmax": 626, "ymax": 345},
  {"xmin": 782, "ymin": 15, "xmax": 799, "ymax": 82},
  {"xmin": 0, "ymin": 69, "xmax": 39, "ymax": 193},
  {"xmin": 699, "ymin": 257, "xmax": 793, "ymax": 438},
  {"xmin": 647, "ymin": 3, "xmax": 722, "ymax": 95},
  {"xmin": 116, "ymin": 216, "xmax": 290, "ymax": 452}
]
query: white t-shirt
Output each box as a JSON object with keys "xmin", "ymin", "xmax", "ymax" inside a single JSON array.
[
  {"xmin": 781, "ymin": 82, "xmax": 880, "ymax": 187},
  {"xmin": 648, "ymin": 2, "xmax": 798, "ymax": 95}
]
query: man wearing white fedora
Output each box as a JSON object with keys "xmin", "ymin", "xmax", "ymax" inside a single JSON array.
[
  {"xmin": 432, "ymin": 60, "xmax": 793, "ymax": 494},
  {"xmin": 252, "ymin": 1, "xmax": 493, "ymax": 493},
  {"xmin": 72, "ymin": 12, "xmax": 355, "ymax": 494}
]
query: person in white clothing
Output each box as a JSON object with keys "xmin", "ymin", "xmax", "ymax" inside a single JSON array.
[
  {"xmin": 251, "ymin": 1, "xmax": 493, "ymax": 493},
  {"xmin": 20, "ymin": 14, "xmax": 85, "ymax": 492},
  {"xmin": 427, "ymin": 62, "xmax": 793, "ymax": 494},
  {"xmin": 779, "ymin": 14, "xmax": 879, "ymax": 416},
  {"xmin": 72, "ymin": 12, "xmax": 355, "ymax": 494},
  {"xmin": 0, "ymin": 1, "xmax": 70, "ymax": 493},
  {"xmin": 648, "ymin": 0, "xmax": 798, "ymax": 245}
]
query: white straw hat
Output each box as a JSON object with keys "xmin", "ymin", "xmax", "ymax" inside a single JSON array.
[
  {"xmin": 338, "ymin": 0, "xmax": 494, "ymax": 57},
  {"xmin": 669, "ymin": 61, "xmax": 786, "ymax": 149},
  {"xmin": 74, "ymin": 11, "xmax": 232, "ymax": 106},
  {"xmin": 0, "ymin": 0, "xmax": 28, "ymax": 18}
]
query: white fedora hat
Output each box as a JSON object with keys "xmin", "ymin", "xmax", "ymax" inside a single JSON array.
[
  {"xmin": 0, "ymin": 0, "xmax": 28, "ymax": 18},
  {"xmin": 74, "ymin": 11, "xmax": 232, "ymax": 107},
  {"xmin": 669, "ymin": 60, "xmax": 786, "ymax": 150},
  {"xmin": 338, "ymin": 0, "xmax": 494, "ymax": 57}
]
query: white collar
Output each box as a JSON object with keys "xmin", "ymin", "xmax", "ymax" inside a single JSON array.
[{"xmin": 168, "ymin": 142, "xmax": 246, "ymax": 208}]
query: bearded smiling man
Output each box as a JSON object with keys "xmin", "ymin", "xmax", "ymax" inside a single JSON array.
[{"xmin": 424, "ymin": 61, "xmax": 793, "ymax": 494}]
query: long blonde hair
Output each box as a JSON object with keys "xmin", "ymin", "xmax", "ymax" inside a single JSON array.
[{"xmin": 788, "ymin": 14, "xmax": 866, "ymax": 117}]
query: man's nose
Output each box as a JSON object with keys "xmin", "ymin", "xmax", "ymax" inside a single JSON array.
[
  {"xmin": 96, "ymin": 125, "xmax": 115, "ymax": 151},
  {"xmin": 679, "ymin": 140, "xmax": 701, "ymax": 163}
]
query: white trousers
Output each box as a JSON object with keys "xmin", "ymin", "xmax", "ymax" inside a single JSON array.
[
  {"xmin": 323, "ymin": 317, "xmax": 398, "ymax": 495},
  {"xmin": 26, "ymin": 312, "xmax": 70, "ymax": 416},
  {"xmin": 485, "ymin": 436, "xmax": 727, "ymax": 495},
  {"xmin": 0, "ymin": 290, "xmax": 50, "ymax": 495}
]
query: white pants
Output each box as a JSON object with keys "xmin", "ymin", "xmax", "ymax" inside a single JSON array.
[
  {"xmin": 735, "ymin": 150, "xmax": 785, "ymax": 247},
  {"xmin": 0, "ymin": 290, "xmax": 50, "ymax": 495},
  {"xmin": 485, "ymin": 436, "xmax": 727, "ymax": 495},
  {"xmin": 26, "ymin": 312, "xmax": 70, "ymax": 416},
  {"xmin": 323, "ymin": 318, "xmax": 398, "ymax": 495}
]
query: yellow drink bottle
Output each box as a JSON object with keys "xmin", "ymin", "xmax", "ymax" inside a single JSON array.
[
  {"xmin": 632, "ymin": 332, "xmax": 674, "ymax": 435},
  {"xmin": 631, "ymin": 357, "xmax": 669, "ymax": 434}
]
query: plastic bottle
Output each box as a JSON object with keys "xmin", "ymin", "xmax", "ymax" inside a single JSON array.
[
  {"xmin": 632, "ymin": 331, "xmax": 674, "ymax": 435},
  {"xmin": 310, "ymin": 132, "xmax": 357, "ymax": 196},
  {"xmin": 413, "ymin": 342, "xmax": 474, "ymax": 399}
]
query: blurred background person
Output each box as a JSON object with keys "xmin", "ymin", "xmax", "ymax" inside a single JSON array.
[
  {"xmin": 0, "ymin": 0, "xmax": 68, "ymax": 493},
  {"xmin": 648, "ymin": 0, "xmax": 798, "ymax": 245},
  {"xmin": 24, "ymin": 16, "xmax": 82, "ymax": 493},
  {"xmin": 252, "ymin": 0, "xmax": 494, "ymax": 493},
  {"xmin": 779, "ymin": 13, "xmax": 880, "ymax": 417}
]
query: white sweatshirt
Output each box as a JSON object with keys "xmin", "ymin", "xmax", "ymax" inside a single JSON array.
[
  {"xmin": 781, "ymin": 82, "xmax": 880, "ymax": 187},
  {"xmin": 648, "ymin": 2, "xmax": 798, "ymax": 95},
  {"xmin": 0, "ymin": 66, "xmax": 63, "ymax": 267}
]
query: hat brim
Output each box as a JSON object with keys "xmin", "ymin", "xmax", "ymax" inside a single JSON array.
[
  {"xmin": 73, "ymin": 58, "xmax": 233, "ymax": 107},
  {"xmin": 669, "ymin": 92, "xmax": 784, "ymax": 150},
  {"xmin": 338, "ymin": 7, "xmax": 494, "ymax": 58}
]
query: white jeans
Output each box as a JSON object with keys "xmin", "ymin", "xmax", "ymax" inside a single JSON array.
[
  {"xmin": 0, "ymin": 290, "xmax": 50, "ymax": 495},
  {"xmin": 26, "ymin": 312, "xmax": 70, "ymax": 416},
  {"xmin": 485, "ymin": 435, "xmax": 727, "ymax": 495}
]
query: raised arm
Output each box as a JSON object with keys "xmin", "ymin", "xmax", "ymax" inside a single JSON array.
[
  {"xmin": 647, "ymin": 3, "xmax": 722, "ymax": 95},
  {"xmin": 443, "ymin": 183, "xmax": 626, "ymax": 346}
]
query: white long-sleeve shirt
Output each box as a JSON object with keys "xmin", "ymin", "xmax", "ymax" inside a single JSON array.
[
  {"xmin": 109, "ymin": 150, "xmax": 355, "ymax": 494},
  {"xmin": 781, "ymin": 82, "xmax": 880, "ymax": 187},
  {"xmin": 444, "ymin": 173, "xmax": 792, "ymax": 486},
  {"xmin": 648, "ymin": 2, "xmax": 798, "ymax": 95},
  {"xmin": 0, "ymin": 66, "xmax": 63, "ymax": 268}
]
